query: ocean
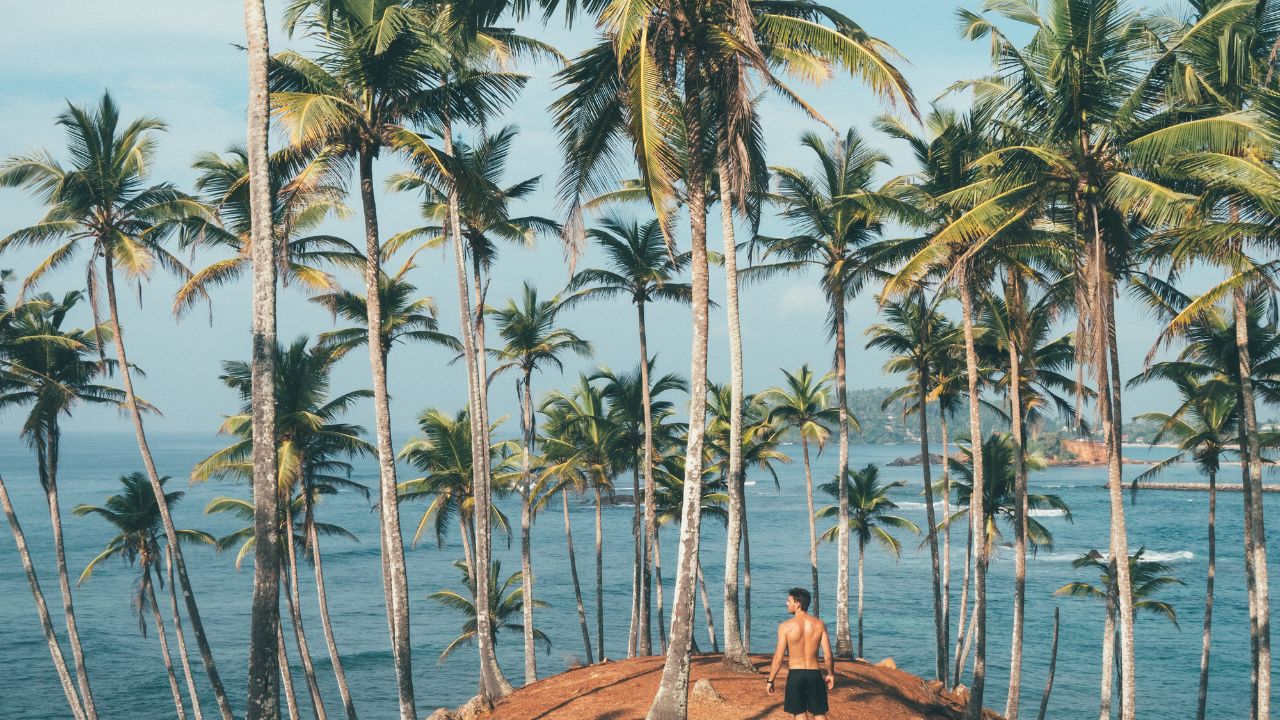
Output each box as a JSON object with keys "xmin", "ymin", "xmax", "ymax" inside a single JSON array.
[{"xmin": 0, "ymin": 432, "xmax": 1270, "ymax": 719}]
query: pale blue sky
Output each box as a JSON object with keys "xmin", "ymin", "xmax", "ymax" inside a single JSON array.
[{"xmin": 0, "ymin": 1, "xmax": 1190, "ymax": 435}]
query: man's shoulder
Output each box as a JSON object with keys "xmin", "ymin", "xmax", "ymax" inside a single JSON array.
[{"xmin": 807, "ymin": 616, "xmax": 828, "ymax": 631}]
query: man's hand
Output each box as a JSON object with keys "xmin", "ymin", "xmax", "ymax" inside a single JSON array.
[
  {"xmin": 825, "ymin": 674, "xmax": 835, "ymax": 690},
  {"xmin": 766, "ymin": 679, "xmax": 776, "ymax": 696}
]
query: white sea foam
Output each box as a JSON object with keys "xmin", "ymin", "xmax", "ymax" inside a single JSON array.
[
  {"xmin": 1029, "ymin": 508, "xmax": 1068, "ymax": 518},
  {"xmin": 1036, "ymin": 549, "xmax": 1195, "ymax": 563}
]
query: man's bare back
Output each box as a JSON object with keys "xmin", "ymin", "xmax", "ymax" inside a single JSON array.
[{"xmin": 766, "ymin": 588, "xmax": 833, "ymax": 719}]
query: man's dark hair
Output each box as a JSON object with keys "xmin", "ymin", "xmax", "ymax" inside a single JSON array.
[{"xmin": 788, "ymin": 587, "xmax": 811, "ymax": 612}]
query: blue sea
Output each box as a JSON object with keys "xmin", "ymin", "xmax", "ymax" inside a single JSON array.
[{"xmin": 0, "ymin": 432, "xmax": 1271, "ymax": 719}]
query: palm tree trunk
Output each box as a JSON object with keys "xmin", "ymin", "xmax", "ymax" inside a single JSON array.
[
  {"xmin": 647, "ymin": 79, "xmax": 711, "ymax": 718},
  {"xmin": 166, "ymin": 545, "xmax": 205, "ymax": 720},
  {"xmin": 459, "ymin": 517, "xmax": 477, "ymax": 585},
  {"xmin": 1036, "ymin": 606, "xmax": 1060, "ymax": 720},
  {"xmin": 520, "ymin": 370, "xmax": 538, "ymax": 684},
  {"xmin": 629, "ymin": 462, "xmax": 641, "ymax": 659},
  {"xmin": 243, "ymin": 2, "xmax": 280, "ymax": 717},
  {"xmin": 959, "ymin": 268, "xmax": 988, "ymax": 720},
  {"xmin": 1005, "ymin": 273, "xmax": 1029, "ymax": 720},
  {"xmin": 1241, "ymin": 426, "xmax": 1260, "ymax": 719},
  {"xmin": 42, "ymin": 425, "xmax": 98, "ymax": 719},
  {"xmin": 741, "ymin": 491, "xmax": 752, "ymax": 654},
  {"xmin": 952, "ymin": 515, "xmax": 972, "ymax": 690},
  {"xmin": 1197, "ymin": 468, "xmax": 1217, "ymax": 720},
  {"xmin": 833, "ymin": 291, "xmax": 853, "ymax": 659},
  {"xmin": 697, "ymin": 560, "xmax": 718, "ymax": 653},
  {"xmin": 637, "ymin": 300, "xmax": 656, "ymax": 656},
  {"xmin": 356, "ymin": 147, "xmax": 416, "ymax": 719},
  {"xmin": 304, "ymin": 499, "xmax": 357, "ymax": 720},
  {"xmin": 145, "ymin": 571, "xmax": 189, "ymax": 720},
  {"xmin": 278, "ymin": 619, "xmax": 301, "ymax": 720},
  {"xmin": 443, "ymin": 119, "xmax": 512, "ymax": 701},
  {"xmin": 802, "ymin": 438, "xmax": 820, "ymax": 618},
  {"xmin": 655, "ymin": 518, "xmax": 667, "ymax": 653},
  {"xmin": 283, "ymin": 502, "xmax": 326, "ymax": 720},
  {"xmin": 915, "ymin": 353, "xmax": 944, "ymax": 681},
  {"xmin": 595, "ymin": 485, "xmax": 605, "ymax": 661},
  {"xmin": 101, "ymin": 255, "xmax": 233, "ymax": 720},
  {"xmin": 857, "ymin": 542, "xmax": 865, "ymax": 659},
  {"xmin": 562, "ymin": 489, "xmax": 594, "ymax": 663},
  {"xmin": 0, "ymin": 470, "xmax": 87, "ymax": 720},
  {"xmin": 1234, "ymin": 283, "xmax": 1271, "ymax": 720},
  {"xmin": 1099, "ymin": 565, "xmax": 1117, "ymax": 720},
  {"xmin": 718, "ymin": 165, "xmax": 750, "ymax": 671},
  {"xmin": 941, "ymin": 414, "xmax": 952, "ymax": 681}
]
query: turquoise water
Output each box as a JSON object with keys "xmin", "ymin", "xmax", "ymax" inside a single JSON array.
[{"xmin": 0, "ymin": 432, "xmax": 1270, "ymax": 718}]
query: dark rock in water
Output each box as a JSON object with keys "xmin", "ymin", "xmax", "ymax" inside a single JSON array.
[{"xmin": 887, "ymin": 453, "xmax": 946, "ymax": 467}]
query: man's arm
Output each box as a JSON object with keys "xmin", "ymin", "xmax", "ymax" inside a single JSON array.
[
  {"xmin": 766, "ymin": 625, "xmax": 787, "ymax": 694},
  {"xmin": 820, "ymin": 622, "xmax": 835, "ymax": 690}
]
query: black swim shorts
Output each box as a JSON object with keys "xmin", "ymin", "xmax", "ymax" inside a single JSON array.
[{"xmin": 784, "ymin": 668, "xmax": 829, "ymax": 715}]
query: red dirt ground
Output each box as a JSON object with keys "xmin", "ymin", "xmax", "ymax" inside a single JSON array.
[{"xmin": 469, "ymin": 654, "xmax": 1001, "ymax": 720}]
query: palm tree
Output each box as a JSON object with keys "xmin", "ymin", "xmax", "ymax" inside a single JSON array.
[
  {"xmin": 817, "ymin": 464, "xmax": 919, "ymax": 659},
  {"xmin": 195, "ymin": 337, "xmax": 373, "ymax": 720},
  {"xmin": 947, "ymin": 435, "xmax": 1071, "ymax": 555},
  {"xmin": 243, "ymin": 1, "xmax": 280, "ymax": 715},
  {"xmin": 866, "ymin": 295, "xmax": 959, "ymax": 679},
  {"xmin": 430, "ymin": 559, "xmax": 550, "ymax": 665},
  {"xmin": 540, "ymin": 377, "xmax": 623, "ymax": 663},
  {"xmin": 489, "ymin": 282, "xmax": 590, "ymax": 683},
  {"xmin": 567, "ymin": 215, "xmax": 691, "ymax": 655},
  {"xmin": 75, "ymin": 473, "xmax": 216, "ymax": 720},
  {"xmin": 1130, "ymin": 368, "xmax": 1237, "ymax": 720},
  {"xmin": 0, "ymin": 92, "xmax": 233, "ymax": 720},
  {"xmin": 752, "ymin": 128, "xmax": 920, "ymax": 658},
  {"xmin": 1056, "ymin": 548, "xmax": 1186, "ymax": 718},
  {"xmin": 761, "ymin": 365, "xmax": 838, "ymax": 619},
  {"xmin": 0, "ymin": 291, "xmax": 125, "ymax": 717}
]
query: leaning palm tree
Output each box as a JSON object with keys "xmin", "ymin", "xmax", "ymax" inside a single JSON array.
[
  {"xmin": 0, "ymin": 92, "xmax": 233, "ymax": 720},
  {"xmin": 1056, "ymin": 548, "xmax": 1186, "ymax": 719},
  {"xmin": 430, "ymin": 559, "xmax": 551, "ymax": 665},
  {"xmin": 488, "ymin": 282, "xmax": 590, "ymax": 683},
  {"xmin": 0, "ymin": 291, "xmax": 124, "ymax": 717},
  {"xmin": 194, "ymin": 337, "xmax": 373, "ymax": 720},
  {"xmin": 566, "ymin": 215, "xmax": 691, "ymax": 655},
  {"xmin": 817, "ymin": 464, "xmax": 918, "ymax": 659},
  {"xmin": 752, "ymin": 128, "xmax": 921, "ymax": 658},
  {"xmin": 866, "ymin": 294, "xmax": 959, "ymax": 678},
  {"xmin": 761, "ymin": 365, "xmax": 839, "ymax": 618},
  {"xmin": 75, "ymin": 473, "xmax": 216, "ymax": 720}
]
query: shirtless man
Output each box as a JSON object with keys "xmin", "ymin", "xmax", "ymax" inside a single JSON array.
[{"xmin": 765, "ymin": 587, "xmax": 834, "ymax": 719}]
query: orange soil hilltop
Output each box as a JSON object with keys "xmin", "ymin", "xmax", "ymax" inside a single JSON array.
[{"xmin": 450, "ymin": 654, "xmax": 1001, "ymax": 720}]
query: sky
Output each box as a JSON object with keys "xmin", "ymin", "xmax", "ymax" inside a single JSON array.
[{"xmin": 0, "ymin": 1, "xmax": 1204, "ymax": 437}]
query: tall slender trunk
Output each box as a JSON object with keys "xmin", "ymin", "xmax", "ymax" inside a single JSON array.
[
  {"xmin": 832, "ymin": 292, "xmax": 853, "ymax": 658},
  {"xmin": 941, "ymin": 414, "xmax": 952, "ymax": 682},
  {"xmin": 1036, "ymin": 607, "xmax": 1060, "ymax": 720},
  {"xmin": 1234, "ymin": 283, "xmax": 1271, "ymax": 720},
  {"xmin": 562, "ymin": 490, "xmax": 593, "ymax": 663},
  {"xmin": 243, "ymin": 1, "xmax": 280, "ymax": 717},
  {"xmin": 1242, "ymin": 426, "xmax": 1260, "ymax": 718},
  {"xmin": 102, "ymin": 256, "xmax": 232, "ymax": 720},
  {"xmin": 802, "ymin": 438, "xmax": 819, "ymax": 617},
  {"xmin": 283, "ymin": 503, "xmax": 326, "ymax": 720},
  {"xmin": 959, "ymin": 266, "xmax": 988, "ymax": 720},
  {"xmin": 857, "ymin": 542, "xmax": 865, "ymax": 658},
  {"xmin": 1098, "ymin": 564, "xmax": 1117, "ymax": 720},
  {"xmin": 167, "ymin": 545, "xmax": 205, "ymax": 720},
  {"xmin": 647, "ymin": 76, "xmax": 711, "ymax": 718},
  {"xmin": 1092, "ymin": 212, "xmax": 1135, "ymax": 720},
  {"xmin": 595, "ymin": 485, "xmax": 605, "ymax": 661},
  {"xmin": 952, "ymin": 515, "xmax": 973, "ymax": 690},
  {"xmin": 304, "ymin": 500, "xmax": 357, "ymax": 720},
  {"xmin": 915, "ymin": 326, "xmax": 944, "ymax": 680},
  {"xmin": 41, "ymin": 426, "xmax": 97, "ymax": 719},
  {"xmin": 719, "ymin": 165, "xmax": 751, "ymax": 670},
  {"xmin": 278, "ymin": 617, "xmax": 301, "ymax": 720},
  {"xmin": 146, "ymin": 570, "xmax": 189, "ymax": 720},
  {"xmin": 637, "ymin": 300, "xmax": 656, "ymax": 656},
  {"xmin": 1005, "ymin": 273, "xmax": 1029, "ymax": 720},
  {"xmin": 629, "ymin": 461, "xmax": 641, "ymax": 658},
  {"xmin": 741, "ymin": 489, "xmax": 752, "ymax": 654},
  {"xmin": 655, "ymin": 517, "xmax": 667, "ymax": 652},
  {"xmin": 0, "ymin": 471, "xmax": 87, "ymax": 720},
  {"xmin": 357, "ymin": 148, "xmax": 416, "ymax": 718},
  {"xmin": 520, "ymin": 369, "xmax": 538, "ymax": 683},
  {"xmin": 1197, "ymin": 468, "xmax": 1217, "ymax": 720},
  {"xmin": 443, "ymin": 119, "xmax": 511, "ymax": 701},
  {"xmin": 697, "ymin": 560, "xmax": 718, "ymax": 653}
]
